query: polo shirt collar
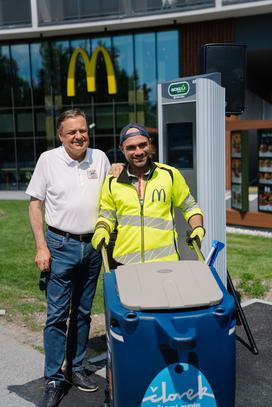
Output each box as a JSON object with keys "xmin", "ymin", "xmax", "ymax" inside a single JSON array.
[{"xmin": 61, "ymin": 145, "xmax": 92, "ymax": 165}]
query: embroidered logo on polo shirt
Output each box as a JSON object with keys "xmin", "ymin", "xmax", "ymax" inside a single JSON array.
[{"xmin": 87, "ymin": 169, "xmax": 98, "ymax": 179}]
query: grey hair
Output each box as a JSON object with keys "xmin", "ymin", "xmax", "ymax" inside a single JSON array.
[{"xmin": 56, "ymin": 109, "xmax": 87, "ymax": 133}]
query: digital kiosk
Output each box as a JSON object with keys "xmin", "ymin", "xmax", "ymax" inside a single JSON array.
[{"xmin": 157, "ymin": 73, "xmax": 226, "ymax": 284}]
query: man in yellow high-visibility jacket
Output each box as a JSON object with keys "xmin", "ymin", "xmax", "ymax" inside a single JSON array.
[{"xmin": 92, "ymin": 123, "xmax": 205, "ymax": 264}]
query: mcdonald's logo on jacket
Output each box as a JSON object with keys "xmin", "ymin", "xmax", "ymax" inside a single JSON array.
[{"xmin": 152, "ymin": 188, "xmax": 166, "ymax": 202}]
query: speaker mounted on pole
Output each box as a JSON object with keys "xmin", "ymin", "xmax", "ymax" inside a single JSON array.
[{"xmin": 200, "ymin": 43, "xmax": 247, "ymax": 116}]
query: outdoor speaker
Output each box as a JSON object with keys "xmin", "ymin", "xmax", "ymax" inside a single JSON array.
[{"xmin": 200, "ymin": 43, "xmax": 247, "ymax": 115}]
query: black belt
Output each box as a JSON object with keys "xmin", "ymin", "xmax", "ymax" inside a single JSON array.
[{"xmin": 48, "ymin": 226, "xmax": 94, "ymax": 242}]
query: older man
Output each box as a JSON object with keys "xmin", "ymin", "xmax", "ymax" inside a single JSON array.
[
  {"xmin": 26, "ymin": 109, "xmax": 111, "ymax": 407},
  {"xmin": 92, "ymin": 123, "xmax": 205, "ymax": 264}
]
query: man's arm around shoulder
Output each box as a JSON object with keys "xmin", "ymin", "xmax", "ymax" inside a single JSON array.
[{"xmin": 29, "ymin": 197, "xmax": 51, "ymax": 272}]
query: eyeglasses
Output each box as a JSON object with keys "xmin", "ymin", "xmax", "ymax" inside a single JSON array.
[{"xmin": 62, "ymin": 129, "xmax": 88, "ymax": 137}]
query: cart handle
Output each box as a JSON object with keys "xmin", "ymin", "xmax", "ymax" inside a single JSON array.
[
  {"xmin": 186, "ymin": 232, "xmax": 225, "ymax": 267},
  {"xmin": 101, "ymin": 245, "xmax": 110, "ymax": 273},
  {"xmin": 205, "ymin": 240, "xmax": 225, "ymax": 267}
]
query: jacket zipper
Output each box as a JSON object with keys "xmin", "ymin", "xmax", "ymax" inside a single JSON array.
[
  {"xmin": 140, "ymin": 173, "xmax": 151, "ymax": 263},
  {"xmin": 130, "ymin": 181, "xmax": 145, "ymax": 263},
  {"xmin": 140, "ymin": 200, "xmax": 144, "ymax": 262},
  {"xmin": 130, "ymin": 170, "xmax": 152, "ymax": 263}
]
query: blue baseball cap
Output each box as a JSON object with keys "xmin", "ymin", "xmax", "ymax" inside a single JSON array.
[{"xmin": 119, "ymin": 123, "xmax": 149, "ymax": 145}]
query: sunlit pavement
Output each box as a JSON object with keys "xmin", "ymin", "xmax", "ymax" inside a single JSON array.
[{"xmin": 1, "ymin": 300, "xmax": 271, "ymax": 407}]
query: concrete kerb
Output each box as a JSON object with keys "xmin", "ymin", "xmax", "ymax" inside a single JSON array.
[{"xmin": 0, "ymin": 191, "xmax": 28, "ymax": 200}]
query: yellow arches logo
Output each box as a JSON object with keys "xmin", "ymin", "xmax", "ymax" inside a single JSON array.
[{"xmin": 67, "ymin": 46, "xmax": 117, "ymax": 97}]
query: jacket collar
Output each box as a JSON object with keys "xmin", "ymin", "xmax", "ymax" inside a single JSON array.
[{"xmin": 117, "ymin": 160, "xmax": 157, "ymax": 184}]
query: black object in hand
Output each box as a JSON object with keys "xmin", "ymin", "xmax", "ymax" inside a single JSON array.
[
  {"xmin": 186, "ymin": 230, "xmax": 201, "ymax": 249},
  {"xmin": 39, "ymin": 271, "xmax": 47, "ymax": 291}
]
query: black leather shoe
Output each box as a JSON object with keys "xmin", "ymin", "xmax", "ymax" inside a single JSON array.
[
  {"xmin": 39, "ymin": 381, "xmax": 67, "ymax": 407},
  {"xmin": 71, "ymin": 369, "xmax": 98, "ymax": 392}
]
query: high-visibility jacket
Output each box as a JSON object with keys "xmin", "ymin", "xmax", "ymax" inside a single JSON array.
[{"xmin": 96, "ymin": 162, "xmax": 203, "ymax": 264}]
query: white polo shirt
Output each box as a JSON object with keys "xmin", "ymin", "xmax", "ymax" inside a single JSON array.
[{"xmin": 26, "ymin": 146, "xmax": 110, "ymax": 234}]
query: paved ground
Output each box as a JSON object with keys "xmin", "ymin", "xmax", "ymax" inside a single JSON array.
[
  {"xmin": 0, "ymin": 322, "xmax": 107, "ymax": 407},
  {"xmin": 1, "ymin": 300, "xmax": 271, "ymax": 407},
  {"xmin": 235, "ymin": 300, "xmax": 272, "ymax": 407},
  {"xmin": 0, "ymin": 191, "xmax": 28, "ymax": 200},
  {"xmin": 0, "ymin": 324, "xmax": 43, "ymax": 407}
]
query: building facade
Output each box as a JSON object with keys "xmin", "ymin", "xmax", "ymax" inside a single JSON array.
[{"xmin": 0, "ymin": 0, "xmax": 272, "ymax": 192}]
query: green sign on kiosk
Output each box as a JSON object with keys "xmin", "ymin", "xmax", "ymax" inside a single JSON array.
[{"xmin": 168, "ymin": 81, "xmax": 190, "ymax": 98}]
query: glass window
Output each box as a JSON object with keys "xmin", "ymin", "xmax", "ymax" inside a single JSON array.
[
  {"xmin": 91, "ymin": 37, "xmax": 111, "ymax": 52},
  {"xmin": 95, "ymin": 104, "xmax": 115, "ymax": 131},
  {"xmin": 0, "ymin": 0, "xmax": 31, "ymax": 28},
  {"xmin": 74, "ymin": 105, "xmax": 95, "ymax": 126},
  {"xmin": 131, "ymin": 0, "xmax": 161, "ymax": 14},
  {"xmin": 35, "ymin": 138, "xmax": 55, "ymax": 161},
  {"xmin": 51, "ymin": 40, "xmax": 71, "ymax": 107},
  {"xmin": 35, "ymin": 107, "xmax": 57, "ymax": 149},
  {"xmin": 90, "ymin": 38, "xmax": 113, "ymax": 103},
  {"xmin": 30, "ymin": 42, "xmax": 53, "ymax": 106},
  {"xmin": 0, "ymin": 45, "xmax": 12, "ymax": 108},
  {"xmin": 80, "ymin": 0, "xmax": 122, "ymax": 19},
  {"xmin": 38, "ymin": 0, "xmax": 123, "ymax": 24},
  {"xmin": 144, "ymin": 103, "xmax": 157, "ymax": 128},
  {"xmin": 0, "ymin": 29, "xmax": 182, "ymax": 191},
  {"xmin": 106, "ymin": 148, "xmax": 126, "ymax": 164},
  {"xmin": 35, "ymin": 110, "xmax": 47, "ymax": 138},
  {"xmin": 157, "ymin": 31, "xmax": 179, "ymax": 82},
  {"xmin": 16, "ymin": 138, "xmax": 34, "ymax": 165},
  {"xmin": 0, "ymin": 111, "xmax": 14, "ymax": 138},
  {"xmin": 16, "ymin": 111, "xmax": 33, "ymax": 137},
  {"xmin": 16, "ymin": 139, "xmax": 35, "ymax": 190},
  {"xmin": 71, "ymin": 38, "xmax": 91, "ymax": 54},
  {"xmin": 0, "ymin": 139, "xmax": 17, "ymax": 190},
  {"xmin": 95, "ymin": 135, "xmax": 115, "ymax": 161},
  {"xmin": 10, "ymin": 44, "xmax": 31, "ymax": 106},
  {"xmin": 115, "ymin": 102, "xmax": 131, "ymax": 130},
  {"xmin": 135, "ymin": 33, "xmax": 156, "ymax": 102},
  {"xmin": 69, "ymin": 39, "xmax": 92, "ymax": 104},
  {"xmin": 112, "ymin": 35, "xmax": 134, "ymax": 103},
  {"xmin": 64, "ymin": 0, "xmax": 79, "ymax": 20},
  {"xmin": 135, "ymin": 33, "xmax": 156, "ymax": 123}
]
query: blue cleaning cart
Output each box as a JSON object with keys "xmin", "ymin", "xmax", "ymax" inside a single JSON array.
[{"xmin": 103, "ymin": 244, "xmax": 236, "ymax": 407}]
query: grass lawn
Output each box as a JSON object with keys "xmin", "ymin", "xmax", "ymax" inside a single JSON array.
[
  {"xmin": 0, "ymin": 200, "xmax": 271, "ymax": 332},
  {"xmin": 226, "ymin": 232, "xmax": 272, "ymax": 297},
  {"xmin": 0, "ymin": 200, "xmax": 104, "ymax": 330}
]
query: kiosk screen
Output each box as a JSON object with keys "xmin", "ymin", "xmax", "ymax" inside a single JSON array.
[{"xmin": 166, "ymin": 122, "xmax": 193, "ymax": 169}]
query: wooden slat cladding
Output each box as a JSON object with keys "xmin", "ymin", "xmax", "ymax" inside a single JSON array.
[
  {"xmin": 226, "ymin": 209, "xmax": 272, "ymax": 229},
  {"xmin": 180, "ymin": 19, "xmax": 235, "ymax": 77}
]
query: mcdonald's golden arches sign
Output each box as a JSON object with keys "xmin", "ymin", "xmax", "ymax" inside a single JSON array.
[{"xmin": 67, "ymin": 46, "xmax": 117, "ymax": 97}]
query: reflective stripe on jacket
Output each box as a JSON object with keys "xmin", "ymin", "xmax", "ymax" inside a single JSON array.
[{"xmin": 96, "ymin": 162, "xmax": 203, "ymax": 264}]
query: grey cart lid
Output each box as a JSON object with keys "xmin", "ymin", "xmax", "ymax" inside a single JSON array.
[{"xmin": 115, "ymin": 260, "xmax": 223, "ymax": 310}]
